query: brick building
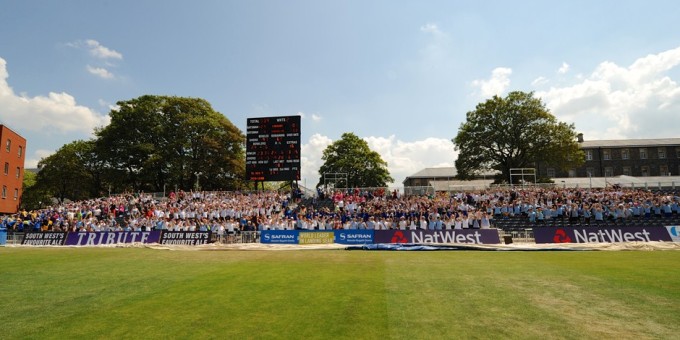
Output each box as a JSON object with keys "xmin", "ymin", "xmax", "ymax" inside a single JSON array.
[
  {"xmin": 540, "ymin": 135, "xmax": 680, "ymax": 178},
  {"xmin": 0, "ymin": 125, "xmax": 26, "ymax": 214}
]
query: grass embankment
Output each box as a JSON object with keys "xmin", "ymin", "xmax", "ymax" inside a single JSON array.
[{"xmin": 0, "ymin": 248, "xmax": 678, "ymax": 339}]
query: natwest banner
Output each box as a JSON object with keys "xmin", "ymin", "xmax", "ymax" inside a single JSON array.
[
  {"xmin": 375, "ymin": 230, "xmax": 500, "ymax": 244},
  {"xmin": 534, "ymin": 226, "xmax": 673, "ymax": 244},
  {"xmin": 64, "ymin": 231, "xmax": 161, "ymax": 246}
]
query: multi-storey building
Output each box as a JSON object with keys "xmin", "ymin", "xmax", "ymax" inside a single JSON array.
[
  {"xmin": 0, "ymin": 125, "xmax": 26, "ymax": 214},
  {"xmin": 541, "ymin": 134, "xmax": 680, "ymax": 178}
]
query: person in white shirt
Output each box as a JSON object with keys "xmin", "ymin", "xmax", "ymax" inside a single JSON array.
[{"xmin": 398, "ymin": 216, "xmax": 407, "ymax": 230}]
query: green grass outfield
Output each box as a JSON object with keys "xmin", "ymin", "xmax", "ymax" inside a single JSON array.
[{"xmin": 1, "ymin": 248, "xmax": 679, "ymax": 339}]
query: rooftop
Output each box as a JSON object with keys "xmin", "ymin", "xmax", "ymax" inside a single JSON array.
[{"xmin": 580, "ymin": 138, "xmax": 680, "ymax": 148}]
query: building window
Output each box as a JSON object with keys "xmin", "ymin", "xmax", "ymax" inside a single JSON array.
[
  {"xmin": 16, "ymin": 167, "xmax": 20, "ymax": 178},
  {"xmin": 621, "ymin": 149, "xmax": 629, "ymax": 160},
  {"xmin": 658, "ymin": 148, "xmax": 666, "ymax": 159},
  {"xmin": 640, "ymin": 148, "xmax": 647, "ymax": 159},
  {"xmin": 547, "ymin": 168, "xmax": 556, "ymax": 178},
  {"xmin": 585, "ymin": 150, "xmax": 593, "ymax": 161},
  {"xmin": 676, "ymin": 147, "xmax": 680, "ymax": 158},
  {"xmin": 604, "ymin": 167, "xmax": 614, "ymax": 177},
  {"xmin": 13, "ymin": 188, "xmax": 18, "ymax": 200},
  {"xmin": 603, "ymin": 149, "xmax": 611, "ymax": 160},
  {"xmin": 660, "ymin": 165, "xmax": 669, "ymax": 176},
  {"xmin": 622, "ymin": 166, "xmax": 632, "ymax": 176},
  {"xmin": 641, "ymin": 166, "xmax": 650, "ymax": 177},
  {"xmin": 3, "ymin": 162, "xmax": 8, "ymax": 175},
  {"xmin": 5, "ymin": 139, "xmax": 10, "ymax": 152},
  {"xmin": 586, "ymin": 167, "xmax": 595, "ymax": 177},
  {"xmin": 1, "ymin": 186, "xmax": 6, "ymax": 199},
  {"xmin": 18, "ymin": 146, "xmax": 22, "ymax": 157}
]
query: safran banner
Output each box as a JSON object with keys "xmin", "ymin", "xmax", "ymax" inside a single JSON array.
[
  {"xmin": 159, "ymin": 231, "xmax": 211, "ymax": 245},
  {"xmin": 22, "ymin": 232, "xmax": 67, "ymax": 246},
  {"xmin": 299, "ymin": 231, "xmax": 334, "ymax": 244},
  {"xmin": 666, "ymin": 226, "xmax": 680, "ymax": 242},
  {"xmin": 260, "ymin": 230, "xmax": 298, "ymax": 244},
  {"xmin": 374, "ymin": 229, "xmax": 501, "ymax": 244},
  {"xmin": 534, "ymin": 226, "xmax": 673, "ymax": 244},
  {"xmin": 64, "ymin": 231, "xmax": 161, "ymax": 246},
  {"xmin": 334, "ymin": 230, "xmax": 374, "ymax": 244}
]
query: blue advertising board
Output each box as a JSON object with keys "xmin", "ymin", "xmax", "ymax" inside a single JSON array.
[
  {"xmin": 334, "ymin": 230, "xmax": 374, "ymax": 244},
  {"xmin": 260, "ymin": 230, "xmax": 299, "ymax": 244},
  {"xmin": 0, "ymin": 227, "xmax": 6, "ymax": 246}
]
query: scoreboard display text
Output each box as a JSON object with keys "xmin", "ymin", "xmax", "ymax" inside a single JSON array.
[{"xmin": 246, "ymin": 115, "xmax": 301, "ymax": 181}]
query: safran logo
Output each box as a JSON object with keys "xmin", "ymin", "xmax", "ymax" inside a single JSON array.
[
  {"xmin": 666, "ymin": 226, "xmax": 680, "ymax": 242},
  {"xmin": 264, "ymin": 234, "xmax": 271, "ymax": 241},
  {"xmin": 391, "ymin": 231, "xmax": 408, "ymax": 243},
  {"xmin": 553, "ymin": 228, "xmax": 572, "ymax": 243},
  {"xmin": 339, "ymin": 233, "xmax": 347, "ymax": 240}
]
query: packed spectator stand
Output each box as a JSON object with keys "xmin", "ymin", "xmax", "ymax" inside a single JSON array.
[{"xmin": 2, "ymin": 186, "xmax": 679, "ymax": 244}]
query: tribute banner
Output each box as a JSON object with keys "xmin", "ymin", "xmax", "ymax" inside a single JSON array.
[
  {"xmin": 21, "ymin": 232, "xmax": 67, "ymax": 246},
  {"xmin": 334, "ymin": 230, "xmax": 374, "ymax": 244},
  {"xmin": 64, "ymin": 231, "xmax": 161, "ymax": 246},
  {"xmin": 374, "ymin": 229, "xmax": 501, "ymax": 244},
  {"xmin": 534, "ymin": 226, "xmax": 673, "ymax": 244},
  {"xmin": 159, "ymin": 231, "xmax": 211, "ymax": 245},
  {"xmin": 260, "ymin": 230, "xmax": 299, "ymax": 244}
]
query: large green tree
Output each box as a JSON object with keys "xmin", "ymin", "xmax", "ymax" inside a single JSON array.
[
  {"xmin": 34, "ymin": 140, "xmax": 95, "ymax": 203},
  {"xmin": 96, "ymin": 95, "xmax": 245, "ymax": 192},
  {"xmin": 452, "ymin": 91, "xmax": 584, "ymax": 182},
  {"xmin": 317, "ymin": 132, "xmax": 393, "ymax": 188}
]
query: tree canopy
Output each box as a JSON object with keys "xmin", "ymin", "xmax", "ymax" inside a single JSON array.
[
  {"xmin": 95, "ymin": 95, "xmax": 245, "ymax": 192},
  {"xmin": 28, "ymin": 95, "xmax": 245, "ymax": 202},
  {"xmin": 317, "ymin": 132, "xmax": 393, "ymax": 188},
  {"xmin": 452, "ymin": 91, "xmax": 583, "ymax": 182}
]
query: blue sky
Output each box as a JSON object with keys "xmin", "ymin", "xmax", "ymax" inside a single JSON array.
[{"xmin": 1, "ymin": 1, "xmax": 679, "ymax": 187}]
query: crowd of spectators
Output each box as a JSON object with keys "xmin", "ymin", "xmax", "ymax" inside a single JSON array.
[{"xmin": 2, "ymin": 186, "xmax": 679, "ymax": 234}]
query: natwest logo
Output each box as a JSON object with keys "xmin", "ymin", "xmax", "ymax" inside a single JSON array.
[
  {"xmin": 553, "ymin": 229, "xmax": 572, "ymax": 243},
  {"xmin": 391, "ymin": 231, "xmax": 408, "ymax": 243}
]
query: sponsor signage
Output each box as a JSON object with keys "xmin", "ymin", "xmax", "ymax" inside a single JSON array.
[
  {"xmin": 261, "ymin": 230, "xmax": 298, "ymax": 244},
  {"xmin": 664, "ymin": 226, "xmax": 680, "ymax": 243},
  {"xmin": 534, "ymin": 227, "xmax": 673, "ymax": 244},
  {"xmin": 64, "ymin": 231, "xmax": 161, "ymax": 246},
  {"xmin": 299, "ymin": 231, "xmax": 334, "ymax": 244},
  {"xmin": 159, "ymin": 231, "xmax": 211, "ymax": 245},
  {"xmin": 22, "ymin": 232, "xmax": 67, "ymax": 246},
  {"xmin": 334, "ymin": 230, "xmax": 374, "ymax": 245},
  {"xmin": 374, "ymin": 230, "xmax": 501, "ymax": 244},
  {"xmin": 0, "ymin": 229, "xmax": 7, "ymax": 246}
]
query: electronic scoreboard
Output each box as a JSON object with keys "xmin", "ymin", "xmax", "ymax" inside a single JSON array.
[{"xmin": 246, "ymin": 115, "xmax": 301, "ymax": 181}]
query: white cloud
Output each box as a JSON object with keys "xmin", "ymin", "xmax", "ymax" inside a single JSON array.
[
  {"xmin": 311, "ymin": 114, "xmax": 321, "ymax": 122},
  {"xmin": 84, "ymin": 39, "xmax": 123, "ymax": 60},
  {"xmin": 537, "ymin": 45, "xmax": 680, "ymax": 139},
  {"xmin": 0, "ymin": 57, "xmax": 110, "ymax": 135},
  {"xmin": 300, "ymin": 133, "xmax": 333, "ymax": 187},
  {"xmin": 25, "ymin": 149, "xmax": 54, "ymax": 168},
  {"xmin": 531, "ymin": 76, "xmax": 549, "ymax": 87},
  {"xmin": 86, "ymin": 65, "xmax": 114, "ymax": 79},
  {"xmin": 300, "ymin": 134, "xmax": 455, "ymax": 188},
  {"xmin": 471, "ymin": 67, "xmax": 513, "ymax": 98},
  {"xmin": 420, "ymin": 23, "xmax": 444, "ymax": 37},
  {"xmin": 558, "ymin": 62, "xmax": 570, "ymax": 74}
]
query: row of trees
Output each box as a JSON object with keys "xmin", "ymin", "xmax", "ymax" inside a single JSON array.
[
  {"xmin": 21, "ymin": 91, "xmax": 584, "ymax": 209},
  {"xmin": 23, "ymin": 96, "xmax": 246, "ymax": 207}
]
